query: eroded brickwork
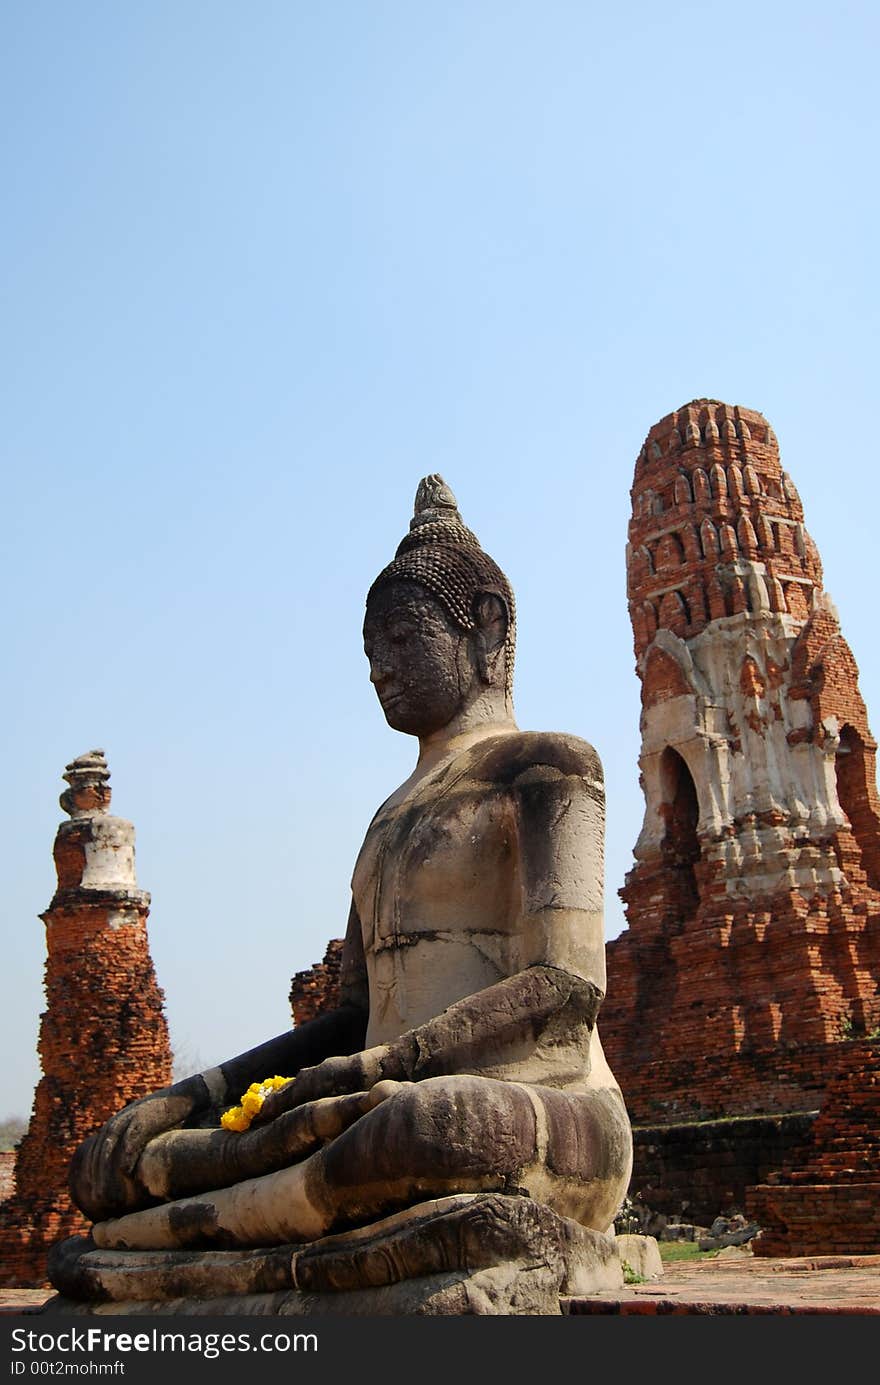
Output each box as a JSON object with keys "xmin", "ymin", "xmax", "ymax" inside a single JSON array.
[
  {"xmin": 631, "ymin": 1112, "xmax": 816, "ymax": 1225},
  {"xmin": 605, "ymin": 401, "xmax": 880, "ymax": 1246},
  {"xmin": 748, "ymin": 1039, "xmax": 880, "ymax": 1255},
  {"xmin": 289, "ymin": 940, "xmax": 342, "ymax": 1026},
  {"xmin": 0, "ymin": 752, "xmax": 172, "ymax": 1286}
]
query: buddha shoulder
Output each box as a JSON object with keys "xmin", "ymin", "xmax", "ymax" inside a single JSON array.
[{"xmin": 467, "ymin": 730, "xmax": 604, "ymax": 798}]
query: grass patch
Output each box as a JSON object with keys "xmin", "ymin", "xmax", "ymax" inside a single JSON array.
[{"xmin": 658, "ymin": 1241, "xmax": 720, "ymax": 1264}]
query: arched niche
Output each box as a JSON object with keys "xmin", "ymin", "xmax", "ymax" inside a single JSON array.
[
  {"xmin": 658, "ymin": 746, "xmax": 701, "ymax": 919},
  {"xmin": 658, "ymin": 588, "xmax": 689, "ymax": 637},
  {"xmin": 656, "ymin": 532, "xmax": 685, "ymax": 571}
]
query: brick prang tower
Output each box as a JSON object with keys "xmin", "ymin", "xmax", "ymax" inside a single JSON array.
[
  {"xmin": 603, "ymin": 400, "xmax": 880, "ymax": 1132},
  {"xmin": 0, "ymin": 750, "xmax": 173, "ymax": 1286}
]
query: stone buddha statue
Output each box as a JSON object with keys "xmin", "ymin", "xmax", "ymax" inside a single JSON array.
[{"xmin": 48, "ymin": 477, "xmax": 632, "ymax": 1315}]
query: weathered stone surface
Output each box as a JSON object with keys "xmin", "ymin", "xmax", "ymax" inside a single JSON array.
[
  {"xmin": 616, "ymin": 1233, "xmax": 663, "ymax": 1280},
  {"xmin": 56, "ymin": 479, "xmax": 631, "ymax": 1314},
  {"xmin": 44, "ymin": 1268, "xmax": 564, "ymax": 1317},
  {"xmin": 698, "ymin": 1222, "xmax": 759, "ymax": 1251},
  {"xmin": 0, "ymin": 753, "xmax": 172, "ymax": 1287},
  {"xmin": 44, "ymin": 1193, "xmax": 622, "ymax": 1315},
  {"xmin": 46, "ymin": 1235, "xmax": 297, "ymax": 1302}
]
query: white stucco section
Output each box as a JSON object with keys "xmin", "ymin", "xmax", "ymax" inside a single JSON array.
[
  {"xmin": 633, "ymin": 611, "xmax": 845, "ymax": 897},
  {"xmin": 80, "ymin": 816, "xmax": 139, "ymax": 890}
]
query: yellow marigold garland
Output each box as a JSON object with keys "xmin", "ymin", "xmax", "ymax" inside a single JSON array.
[{"xmin": 220, "ymin": 1075, "xmax": 293, "ymax": 1132}]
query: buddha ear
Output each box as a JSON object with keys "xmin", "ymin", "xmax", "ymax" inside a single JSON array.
[{"xmin": 472, "ymin": 592, "xmax": 508, "ymax": 685}]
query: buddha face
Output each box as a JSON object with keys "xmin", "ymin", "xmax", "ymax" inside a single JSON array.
[{"xmin": 363, "ymin": 581, "xmax": 473, "ymax": 737}]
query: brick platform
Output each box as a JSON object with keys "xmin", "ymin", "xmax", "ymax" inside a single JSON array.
[{"xmin": 565, "ymin": 1254, "xmax": 880, "ymax": 1314}]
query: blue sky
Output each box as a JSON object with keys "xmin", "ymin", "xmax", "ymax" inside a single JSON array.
[{"xmin": 2, "ymin": 1, "xmax": 879, "ymax": 1116}]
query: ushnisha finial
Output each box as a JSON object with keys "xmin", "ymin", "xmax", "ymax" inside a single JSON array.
[
  {"xmin": 60, "ymin": 749, "xmax": 112, "ymax": 819},
  {"xmin": 410, "ymin": 474, "xmax": 461, "ymax": 531}
]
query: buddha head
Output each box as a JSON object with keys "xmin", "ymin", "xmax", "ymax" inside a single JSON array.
[{"xmin": 364, "ymin": 476, "xmax": 516, "ymax": 738}]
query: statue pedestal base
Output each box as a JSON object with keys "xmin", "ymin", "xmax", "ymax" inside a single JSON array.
[{"xmin": 44, "ymin": 1192, "xmax": 624, "ymax": 1317}]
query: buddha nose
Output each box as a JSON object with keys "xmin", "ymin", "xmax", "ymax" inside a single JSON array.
[{"xmin": 369, "ymin": 651, "xmax": 391, "ymax": 687}]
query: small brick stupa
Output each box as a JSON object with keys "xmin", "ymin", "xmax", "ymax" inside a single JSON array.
[
  {"xmin": 602, "ymin": 401, "xmax": 880, "ymax": 1250},
  {"xmin": 0, "ymin": 751, "xmax": 172, "ymax": 1286}
]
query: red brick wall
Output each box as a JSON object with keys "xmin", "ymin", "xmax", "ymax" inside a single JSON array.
[
  {"xmin": 642, "ymin": 648, "xmax": 694, "ymax": 707},
  {"xmin": 606, "ymin": 875, "xmax": 880, "ymax": 1124},
  {"xmin": 289, "ymin": 939, "xmax": 343, "ymax": 1026},
  {"xmin": 631, "ymin": 1112, "xmax": 816, "ymax": 1224},
  {"xmin": 748, "ymin": 1039, "xmax": 880, "ymax": 1255}
]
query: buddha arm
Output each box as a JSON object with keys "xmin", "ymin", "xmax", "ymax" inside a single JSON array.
[{"xmin": 378, "ymin": 963, "xmax": 602, "ymax": 1082}]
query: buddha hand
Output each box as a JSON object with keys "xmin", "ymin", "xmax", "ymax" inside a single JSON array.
[
  {"xmin": 257, "ymin": 1044, "xmax": 392, "ymax": 1124},
  {"xmin": 68, "ymin": 1074, "xmax": 212, "ymax": 1223}
]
